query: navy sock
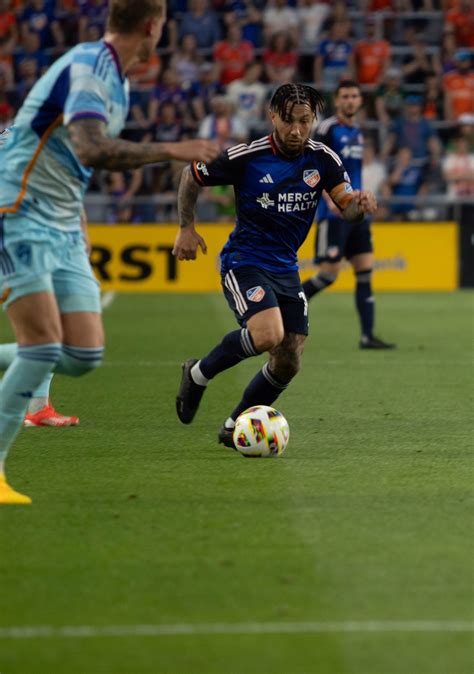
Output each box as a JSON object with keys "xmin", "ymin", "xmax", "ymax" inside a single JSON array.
[
  {"xmin": 199, "ymin": 328, "xmax": 259, "ymax": 380},
  {"xmin": 355, "ymin": 269, "xmax": 374, "ymax": 338},
  {"xmin": 230, "ymin": 362, "xmax": 288, "ymax": 421},
  {"xmin": 302, "ymin": 272, "xmax": 337, "ymax": 300}
]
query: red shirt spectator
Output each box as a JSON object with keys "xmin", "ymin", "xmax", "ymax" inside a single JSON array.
[
  {"xmin": 444, "ymin": 51, "xmax": 474, "ymax": 121},
  {"xmin": 213, "ymin": 24, "xmax": 254, "ymax": 86},
  {"xmin": 446, "ymin": 2, "xmax": 474, "ymax": 48},
  {"xmin": 355, "ymin": 19, "xmax": 390, "ymax": 85},
  {"xmin": 263, "ymin": 31, "xmax": 298, "ymax": 85}
]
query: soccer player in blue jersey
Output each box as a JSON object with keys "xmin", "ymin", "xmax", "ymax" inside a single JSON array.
[
  {"xmin": 301, "ymin": 80, "xmax": 396, "ymax": 350},
  {"xmin": 0, "ymin": 0, "xmax": 219, "ymax": 504},
  {"xmin": 173, "ymin": 83, "xmax": 378, "ymax": 448}
]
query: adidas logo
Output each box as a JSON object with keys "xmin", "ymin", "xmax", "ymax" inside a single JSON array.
[{"xmin": 259, "ymin": 173, "xmax": 274, "ymax": 184}]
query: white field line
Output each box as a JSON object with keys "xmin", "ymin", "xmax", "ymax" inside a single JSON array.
[{"xmin": 0, "ymin": 621, "xmax": 472, "ymax": 639}]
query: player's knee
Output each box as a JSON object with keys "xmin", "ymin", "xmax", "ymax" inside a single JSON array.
[
  {"xmin": 59, "ymin": 345, "xmax": 105, "ymax": 377},
  {"xmin": 252, "ymin": 326, "xmax": 285, "ymax": 353}
]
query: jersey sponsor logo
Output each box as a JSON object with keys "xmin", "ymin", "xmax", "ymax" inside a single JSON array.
[
  {"xmin": 303, "ymin": 169, "xmax": 320, "ymax": 187},
  {"xmin": 257, "ymin": 193, "xmax": 275, "ymax": 209},
  {"xmin": 278, "ymin": 191, "xmax": 318, "ymax": 212},
  {"xmin": 246, "ymin": 286, "xmax": 266, "ymax": 302},
  {"xmin": 196, "ymin": 161, "xmax": 209, "ymax": 176},
  {"xmin": 259, "ymin": 173, "xmax": 274, "ymax": 183}
]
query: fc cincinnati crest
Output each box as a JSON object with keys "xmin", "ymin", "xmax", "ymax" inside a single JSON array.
[
  {"xmin": 246, "ymin": 286, "xmax": 266, "ymax": 302},
  {"xmin": 303, "ymin": 169, "xmax": 320, "ymax": 187}
]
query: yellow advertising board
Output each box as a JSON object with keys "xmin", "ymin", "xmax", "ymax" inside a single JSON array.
[{"xmin": 89, "ymin": 222, "xmax": 458, "ymax": 292}]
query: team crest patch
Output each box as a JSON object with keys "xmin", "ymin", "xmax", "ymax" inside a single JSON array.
[
  {"xmin": 303, "ymin": 169, "xmax": 320, "ymax": 187},
  {"xmin": 246, "ymin": 286, "xmax": 266, "ymax": 302}
]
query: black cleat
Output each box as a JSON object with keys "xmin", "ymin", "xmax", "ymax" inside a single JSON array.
[
  {"xmin": 360, "ymin": 336, "xmax": 397, "ymax": 350},
  {"xmin": 176, "ymin": 358, "xmax": 207, "ymax": 424},
  {"xmin": 218, "ymin": 425, "xmax": 236, "ymax": 450}
]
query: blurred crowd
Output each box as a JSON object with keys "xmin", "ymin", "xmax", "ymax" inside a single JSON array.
[{"xmin": 1, "ymin": 0, "xmax": 474, "ymax": 221}]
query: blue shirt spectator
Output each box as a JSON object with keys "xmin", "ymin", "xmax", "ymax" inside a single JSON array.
[
  {"xmin": 382, "ymin": 95, "xmax": 441, "ymax": 165},
  {"xmin": 179, "ymin": 0, "xmax": 221, "ymax": 50},
  {"xmin": 313, "ymin": 20, "xmax": 354, "ymax": 89}
]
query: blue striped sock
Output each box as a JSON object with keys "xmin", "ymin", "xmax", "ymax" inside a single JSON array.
[
  {"xmin": 55, "ymin": 345, "xmax": 104, "ymax": 377},
  {"xmin": 0, "ymin": 343, "xmax": 54, "ymax": 399},
  {"xmin": 199, "ymin": 329, "xmax": 259, "ymax": 380},
  {"xmin": 0, "ymin": 343, "xmax": 61, "ymax": 462}
]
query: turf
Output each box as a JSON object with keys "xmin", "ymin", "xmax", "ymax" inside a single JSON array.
[{"xmin": 0, "ymin": 291, "xmax": 472, "ymax": 674}]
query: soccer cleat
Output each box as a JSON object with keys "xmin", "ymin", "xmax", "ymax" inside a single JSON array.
[
  {"xmin": 0, "ymin": 474, "xmax": 32, "ymax": 505},
  {"xmin": 217, "ymin": 425, "xmax": 236, "ymax": 450},
  {"xmin": 24, "ymin": 403, "xmax": 80, "ymax": 428},
  {"xmin": 360, "ymin": 336, "xmax": 397, "ymax": 350},
  {"xmin": 176, "ymin": 359, "xmax": 207, "ymax": 424}
]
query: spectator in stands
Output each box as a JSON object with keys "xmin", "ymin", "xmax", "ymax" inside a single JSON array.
[
  {"xmin": 263, "ymin": 30, "xmax": 298, "ymax": 85},
  {"xmin": 442, "ymin": 133, "xmax": 474, "ymax": 199},
  {"xmin": 423, "ymin": 70, "xmax": 444, "ymax": 120},
  {"xmin": 78, "ymin": 0, "xmax": 108, "ymax": 43},
  {"xmin": 375, "ymin": 67, "xmax": 404, "ymax": 125},
  {"xmin": 355, "ymin": 15, "xmax": 390, "ymax": 87},
  {"xmin": 179, "ymin": 0, "xmax": 221, "ymax": 50},
  {"xmin": 457, "ymin": 113, "xmax": 474, "ymax": 152},
  {"xmin": 381, "ymin": 95, "xmax": 441, "ymax": 167},
  {"xmin": 20, "ymin": 0, "xmax": 65, "ymax": 52},
  {"xmin": 384, "ymin": 146, "xmax": 427, "ymax": 220},
  {"xmin": 169, "ymin": 33, "xmax": 201, "ymax": 86},
  {"xmin": 148, "ymin": 67, "xmax": 188, "ymax": 127},
  {"xmin": 0, "ymin": 41, "xmax": 14, "ymax": 90},
  {"xmin": 0, "ymin": 0, "xmax": 18, "ymax": 55},
  {"xmin": 313, "ymin": 20, "xmax": 354, "ymax": 91},
  {"xmin": 143, "ymin": 100, "xmax": 185, "ymax": 198},
  {"xmin": 198, "ymin": 94, "xmax": 247, "ymax": 149},
  {"xmin": 362, "ymin": 136, "xmax": 388, "ymax": 219},
  {"xmin": 188, "ymin": 61, "xmax": 224, "ymax": 126},
  {"xmin": 445, "ymin": 0, "xmax": 474, "ymax": 49},
  {"xmin": 223, "ymin": 0, "xmax": 263, "ymax": 48},
  {"xmin": 14, "ymin": 31, "xmax": 49, "ymax": 88},
  {"xmin": 401, "ymin": 25, "xmax": 441, "ymax": 86},
  {"xmin": 296, "ymin": 0, "xmax": 329, "ymax": 51},
  {"xmin": 441, "ymin": 29, "xmax": 458, "ymax": 75},
  {"xmin": 443, "ymin": 50, "xmax": 474, "ymax": 125},
  {"xmin": 104, "ymin": 169, "xmax": 144, "ymax": 224},
  {"xmin": 0, "ymin": 99, "xmax": 12, "ymax": 131},
  {"xmin": 227, "ymin": 60, "xmax": 267, "ymax": 138},
  {"xmin": 213, "ymin": 23, "xmax": 254, "ymax": 86},
  {"xmin": 262, "ymin": 0, "xmax": 298, "ymax": 45},
  {"xmin": 128, "ymin": 51, "xmax": 161, "ymax": 90}
]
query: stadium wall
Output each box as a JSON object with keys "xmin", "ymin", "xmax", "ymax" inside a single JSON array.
[{"xmin": 89, "ymin": 222, "xmax": 458, "ymax": 292}]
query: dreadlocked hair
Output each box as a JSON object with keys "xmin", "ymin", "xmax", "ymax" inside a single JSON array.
[{"xmin": 269, "ymin": 84, "xmax": 325, "ymax": 123}]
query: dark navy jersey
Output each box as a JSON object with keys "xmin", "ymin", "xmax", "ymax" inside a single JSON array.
[
  {"xmin": 315, "ymin": 116, "xmax": 363, "ymax": 221},
  {"xmin": 190, "ymin": 134, "xmax": 349, "ymax": 273}
]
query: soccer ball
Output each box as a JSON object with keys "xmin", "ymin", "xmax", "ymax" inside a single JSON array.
[{"xmin": 233, "ymin": 405, "xmax": 289, "ymax": 458}]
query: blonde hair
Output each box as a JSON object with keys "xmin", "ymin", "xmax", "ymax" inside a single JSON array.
[{"xmin": 107, "ymin": 0, "xmax": 166, "ymax": 34}]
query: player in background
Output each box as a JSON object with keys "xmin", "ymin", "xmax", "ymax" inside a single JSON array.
[
  {"xmin": 301, "ymin": 80, "xmax": 396, "ymax": 350},
  {"xmin": 0, "ymin": 0, "xmax": 219, "ymax": 504},
  {"xmin": 173, "ymin": 83, "xmax": 377, "ymax": 449}
]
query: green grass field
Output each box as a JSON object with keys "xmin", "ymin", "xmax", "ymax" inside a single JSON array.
[{"xmin": 0, "ymin": 291, "xmax": 472, "ymax": 674}]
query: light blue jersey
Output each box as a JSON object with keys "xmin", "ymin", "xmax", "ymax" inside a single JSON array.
[{"xmin": 0, "ymin": 40, "xmax": 129, "ymax": 231}]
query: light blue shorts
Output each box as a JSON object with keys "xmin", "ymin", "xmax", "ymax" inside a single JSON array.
[{"xmin": 0, "ymin": 213, "xmax": 101, "ymax": 313}]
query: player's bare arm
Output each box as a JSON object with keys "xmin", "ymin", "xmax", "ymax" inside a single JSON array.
[
  {"xmin": 172, "ymin": 165, "xmax": 207, "ymax": 261},
  {"xmin": 68, "ymin": 118, "xmax": 219, "ymax": 171},
  {"xmin": 329, "ymin": 183, "xmax": 377, "ymax": 223}
]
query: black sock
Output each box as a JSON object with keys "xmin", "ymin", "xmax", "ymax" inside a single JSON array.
[
  {"xmin": 355, "ymin": 269, "xmax": 374, "ymax": 338},
  {"xmin": 230, "ymin": 362, "xmax": 288, "ymax": 421},
  {"xmin": 199, "ymin": 328, "xmax": 259, "ymax": 380},
  {"xmin": 302, "ymin": 272, "xmax": 336, "ymax": 300}
]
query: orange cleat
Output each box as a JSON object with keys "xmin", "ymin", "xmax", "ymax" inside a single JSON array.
[{"xmin": 24, "ymin": 403, "xmax": 80, "ymax": 428}]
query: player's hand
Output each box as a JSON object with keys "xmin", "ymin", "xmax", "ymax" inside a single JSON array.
[
  {"xmin": 172, "ymin": 225, "xmax": 208, "ymax": 261},
  {"xmin": 169, "ymin": 140, "xmax": 220, "ymax": 164},
  {"xmin": 353, "ymin": 189, "xmax": 378, "ymax": 215}
]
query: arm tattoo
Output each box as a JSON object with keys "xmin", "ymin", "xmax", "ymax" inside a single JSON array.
[
  {"xmin": 68, "ymin": 118, "xmax": 174, "ymax": 170},
  {"xmin": 177, "ymin": 165, "xmax": 200, "ymax": 228}
]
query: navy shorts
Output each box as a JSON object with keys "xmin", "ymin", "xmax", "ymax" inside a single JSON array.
[
  {"xmin": 314, "ymin": 217, "xmax": 373, "ymax": 264},
  {"xmin": 221, "ymin": 265, "xmax": 308, "ymax": 336}
]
